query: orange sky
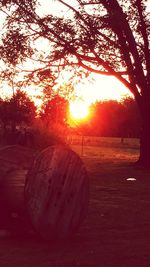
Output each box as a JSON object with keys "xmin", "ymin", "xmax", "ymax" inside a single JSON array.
[
  {"xmin": 0, "ymin": 71, "xmax": 131, "ymax": 108},
  {"xmin": 68, "ymin": 74, "xmax": 131, "ymax": 120},
  {"xmin": 56, "ymin": 70, "xmax": 131, "ymax": 103},
  {"xmin": 73, "ymin": 75, "xmax": 131, "ymax": 103}
]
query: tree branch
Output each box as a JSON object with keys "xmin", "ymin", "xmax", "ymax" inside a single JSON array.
[
  {"xmin": 102, "ymin": 0, "xmax": 147, "ymax": 89},
  {"xmin": 136, "ymin": 0, "xmax": 150, "ymax": 82}
]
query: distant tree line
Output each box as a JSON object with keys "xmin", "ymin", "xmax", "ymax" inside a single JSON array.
[
  {"xmin": 0, "ymin": 90, "xmax": 36, "ymax": 131},
  {"xmin": 0, "ymin": 91, "xmax": 141, "ymax": 146},
  {"xmin": 0, "ymin": 90, "xmax": 69, "ymax": 147},
  {"xmin": 0, "ymin": 90, "xmax": 36, "ymax": 145},
  {"xmin": 76, "ymin": 97, "xmax": 141, "ymax": 138}
]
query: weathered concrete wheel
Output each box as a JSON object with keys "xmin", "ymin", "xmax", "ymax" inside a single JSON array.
[{"xmin": 25, "ymin": 145, "xmax": 89, "ymax": 240}]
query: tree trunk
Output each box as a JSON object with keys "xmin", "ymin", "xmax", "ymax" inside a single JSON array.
[
  {"xmin": 137, "ymin": 96, "xmax": 150, "ymax": 167},
  {"xmin": 138, "ymin": 122, "xmax": 150, "ymax": 167}
]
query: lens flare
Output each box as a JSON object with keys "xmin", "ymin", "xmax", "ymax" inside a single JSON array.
[{"xmin": 69, "ymin": 101, "xmax": 89, "ymax": 120}]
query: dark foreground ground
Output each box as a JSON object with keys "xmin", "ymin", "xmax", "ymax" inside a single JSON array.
[{"xmin": 1, "ymin": 138, "xmax": 150, "ymax": 267}]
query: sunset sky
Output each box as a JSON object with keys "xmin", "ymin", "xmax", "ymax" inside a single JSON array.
[{"xmin": 1, "ymin": 0, "xmax": 148, "ymax": 120}]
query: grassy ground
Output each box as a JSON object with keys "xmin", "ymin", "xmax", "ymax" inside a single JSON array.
[{"xmin": 1, "ymin": 138, "xmax": 150, "ymax": 267}]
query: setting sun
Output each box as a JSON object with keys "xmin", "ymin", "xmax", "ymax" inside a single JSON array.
[{"xmin": 69, "ymin": 101, "xmax": 89, "ymax": 120}]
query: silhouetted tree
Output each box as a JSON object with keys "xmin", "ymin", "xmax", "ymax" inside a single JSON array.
[
  {"xmin": 0, "ymin": 90, "xmax": 36, "ymax": 132},
  {"xmin": 121, "ymin": 97, "xmax": 141, "ymax": 138},
  {"xmin": 89, "ymin": 100, "xmax": 124, "ymax": 136},
  {"xmin": 0, "ymin": 1, "xmax": 149, "ymax": 165},
  {"xmin": 40, "ymin": 94, "xmax": 69, "ymax": 128},
  {"xmin": 71, "ymin": 98, "xmax": 139, "ymax": 137}
]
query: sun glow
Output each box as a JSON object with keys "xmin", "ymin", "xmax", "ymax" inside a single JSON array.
[
  {"xmin": 69, "ymin": 101, "xmax": 89, "ymax": 120},
  {"xmin": 66, "ymin": 74, "xmax": 132, "ymax": 123}
]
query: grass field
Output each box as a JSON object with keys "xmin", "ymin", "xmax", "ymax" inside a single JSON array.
[{"xmin": 1, "ymin": 138, "xmax": 150, "ymax": 267}]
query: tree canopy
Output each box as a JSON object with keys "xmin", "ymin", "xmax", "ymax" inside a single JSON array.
[
  {"xmin": 72, "ymin": 97, "xmax": 141, "ymax": 138},
  {"xmin": 0, "ymin": 90, "xmax": 37, "ymax": 131},
  {"xmin": 0, "ymin": 1, "xmax": 149, "ymax": 97},
  {"xmin": 40, "ymin": 93, "xmax": 69, "ymax": 127}
]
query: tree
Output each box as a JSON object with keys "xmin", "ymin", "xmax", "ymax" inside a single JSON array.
[
  {"xmin": 40, "ymin": 94, "xmax": 69, "ymax": 128},
  {"xmin": 0, "ymin": 0, "xmax": 149, "ymax": 166},
  {"xmin": 0, "ymin": 90, "xmax": 37, "ymax": 131},
  {"xmin": 73, "ymin": 97, "xmax": 140, "ymax": 137},
  {"xmin": 121, "ymin": 96, "xmax": 141, "ymax": 138},
  {"xmin": 89, "ymin": 100, "xmax": 124, "ymax": 137}
]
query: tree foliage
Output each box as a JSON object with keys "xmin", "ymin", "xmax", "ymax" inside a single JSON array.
[
  {"xmin": 0, "ymin": 90, "xmax": 36, "ymax": 131},
  {"xmin": 92, "ymin": 97, "xmax": 141, "ymax": 137},
  {"xmin": 72, "ymin": 97, "xmax": 141, "ymax": 137},
  {"xmin": 0, "ymin": 1, "xmax": 149, "ymax": 96},
  {"xmin": 40, "ymin": 94, "xmax": 69, "ymax": 128}
]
